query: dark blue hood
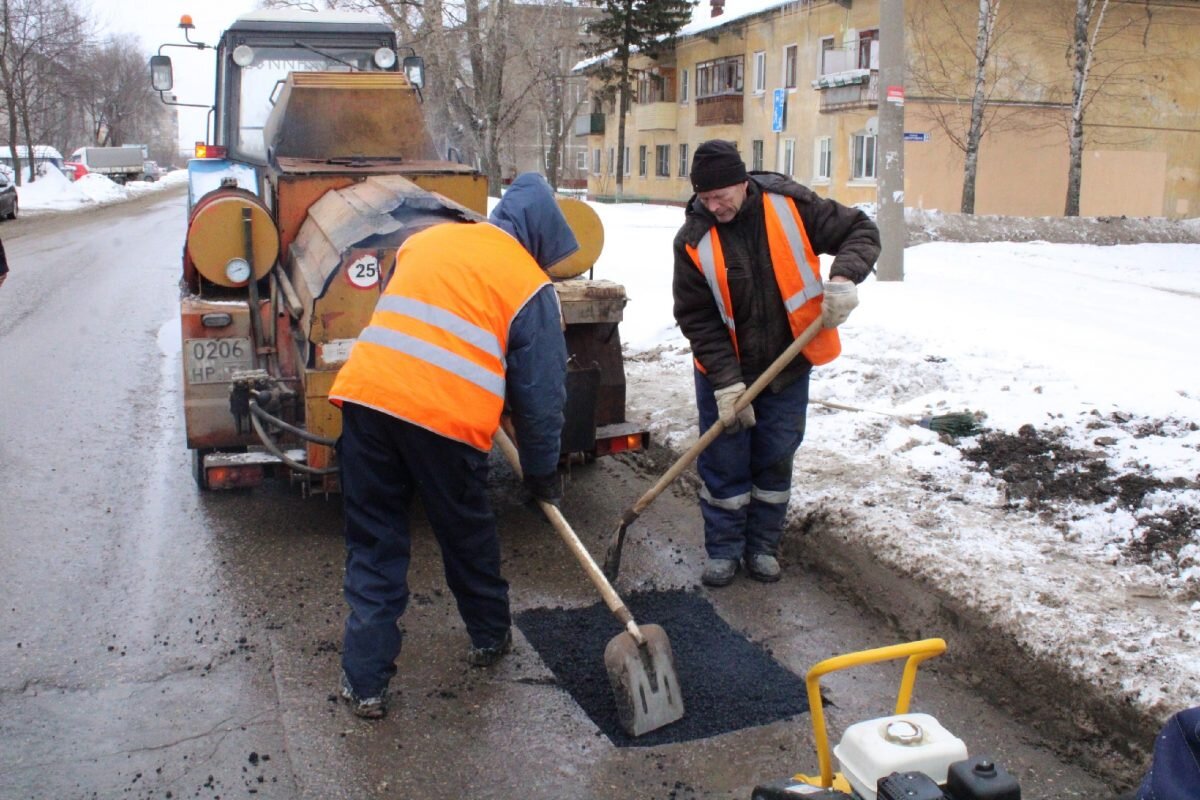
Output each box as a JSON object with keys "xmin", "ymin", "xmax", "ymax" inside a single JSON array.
[{"xmin": 489, "ymin": 173, "xmax": 579, "ymax": 271}]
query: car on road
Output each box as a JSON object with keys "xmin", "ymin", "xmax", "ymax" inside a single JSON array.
[
  {"xmin": 142, "ymin": 160, "xmax": 163, "ymax": 182},
  {"xmin": 0, "ymin": 170, "xmax": 17, "ymax": 220}
]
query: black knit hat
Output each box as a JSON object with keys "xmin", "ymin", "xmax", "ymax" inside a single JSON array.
[{"xmin": 690, "ymin": 140, "xmax": 748, "ymax": 192}]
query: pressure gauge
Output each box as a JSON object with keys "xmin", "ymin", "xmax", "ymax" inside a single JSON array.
[{"xmin": 225, "ymin": 257, "xmax": 252, "ymax": 284}]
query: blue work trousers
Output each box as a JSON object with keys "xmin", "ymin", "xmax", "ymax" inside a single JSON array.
[
  {"xmin": 337, "ymin": 403, "xmax": 510, "ymax": 698},
  {"xmin": 694, "ymin": 368, "xmax": 809, "ymax": 560}
]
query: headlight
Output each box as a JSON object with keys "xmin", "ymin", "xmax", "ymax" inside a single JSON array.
[
  {"xmin": 232, "ymin": 45, "xmax": 255, "ymax": 67},
  {"xmin": 373, "ymin": 47, "xmax": 397, "ymax": 69}
]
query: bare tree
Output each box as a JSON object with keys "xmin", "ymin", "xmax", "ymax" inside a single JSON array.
[
  {"xmin": 0, "ymin": 0, "xmax": 89, "ymax": 183},
  {"xmin": 908, "ymin": 0, "xmax": 1048, "ymax": 214},
  {"xmin": 79, "ymin": 35, "xmax": 164, "ymax": 148}
]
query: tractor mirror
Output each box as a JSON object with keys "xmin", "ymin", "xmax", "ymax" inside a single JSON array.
[
  {"xmin": 402, "ymin": 55, "xmax": 425, "ymax": 90},
  {"xmin": 150, "ymin": 55, "xmax": 174, "ymax": 92}
]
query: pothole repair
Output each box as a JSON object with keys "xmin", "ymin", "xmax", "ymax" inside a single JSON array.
[{"xmin": 515, "ymin": 589, "xmax": 809, "ymax": 747}]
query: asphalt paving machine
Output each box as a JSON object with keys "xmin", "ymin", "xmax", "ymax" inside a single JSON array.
[
  {"xmin": 752, "ymin": 640, "xmax": 1021, "ymax": 800},
  {"xmin": 151, "ymin": 10, "xmax": 645, "ymax": 493}
]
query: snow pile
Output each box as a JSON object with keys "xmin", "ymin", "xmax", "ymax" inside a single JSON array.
[{"xmin": 15, "ymin": 163, "xmax": 186, "ymax": 213}]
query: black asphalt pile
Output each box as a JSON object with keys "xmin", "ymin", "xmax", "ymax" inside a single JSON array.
[{"xmin": 515, "ymin": 588, "xmax": 809, "ymax": 747}]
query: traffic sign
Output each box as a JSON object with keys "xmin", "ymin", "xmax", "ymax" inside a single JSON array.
[{"xmin": 772, "ymin": 89, "xmax": 786, "ymax": 133}]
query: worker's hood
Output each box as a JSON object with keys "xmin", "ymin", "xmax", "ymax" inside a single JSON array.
[{"xmin": 489, "ymin": 173, "xmax": 579, "ymax": 271}]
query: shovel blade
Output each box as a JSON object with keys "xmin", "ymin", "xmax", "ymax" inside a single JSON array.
[{"xmin": 604, "ymin": 623, "xmax": 685, "ymax": 737}]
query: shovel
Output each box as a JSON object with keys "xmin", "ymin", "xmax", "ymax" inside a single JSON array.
[
  {"xmin": 494, "ymin": 427, "xmax": 685, "ymax": 737},
  {"xmin": 603, "ymin": 316, "xmax": 825, "ymax": 581}
]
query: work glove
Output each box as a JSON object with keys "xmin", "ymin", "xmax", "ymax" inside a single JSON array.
[
  {"xmin": 523, "ymin": 471, "xmax": 563, "ymax": 507},
  {"xmin": 713, "ymin": 382, "xmax": 756, "ymax": 434},
  {"xmin": 821, "ymin": 279, "xmax": 859, "ymax": 328}
]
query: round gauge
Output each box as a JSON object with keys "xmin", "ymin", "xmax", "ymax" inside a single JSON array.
[
  {"xmin": 232, "ymin": 45, "xmax": 255, "ymax": 67},
  {"xmin": 374, "ymin": 47, "xmax": 397, "ymax": 69},
  {"xmin": 225, "ymin": 257, "xmax": 252, "ymax": 284}
]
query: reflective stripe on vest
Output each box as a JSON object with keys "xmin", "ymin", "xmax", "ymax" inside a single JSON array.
[
  {"xmin": 329, "ymin": 222, "xmax": 550, "ymax": 451},
  {"xmin": 685, "ymin": 191, "xmax": 840, "ymax": 368}
]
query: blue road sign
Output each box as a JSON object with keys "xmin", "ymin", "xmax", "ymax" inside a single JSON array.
[
  {"xmin": 772, "ymin": 89, "xmax": 786, "ymax": 133},
  {"xmin": 903, "ymin": 132, "xmax": 930, "ymax": 142}
]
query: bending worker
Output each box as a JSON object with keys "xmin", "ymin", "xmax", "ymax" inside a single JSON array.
[
  {"xmin": 672, "ymin": 140, "xmax": 880, "ymax": 587},
  {"xmin": 329, "ymin": 173, "xmax": 577, "ymax": 719}
]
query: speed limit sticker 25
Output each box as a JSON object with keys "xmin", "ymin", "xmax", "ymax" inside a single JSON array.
[{"xmin": 346, "ymin": 254, "xmax": 381, "ymax": 289}]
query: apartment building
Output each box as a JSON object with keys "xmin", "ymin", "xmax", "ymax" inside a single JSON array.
[{"xmin": 577, "ymin": 0, "xmax": 1200, "ymax": 218}]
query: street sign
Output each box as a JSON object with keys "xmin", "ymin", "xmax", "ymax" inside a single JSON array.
[
  {"xmin": 886, "ymin": 85, "xmax": 905, "ymax": 105},
  {"xmin": 903, "ymin": 132, "xmax": 930, "ymax": 142},
  {"xmin": 772, "ymin": 88, "xmax": 786, "ymax": 133}
]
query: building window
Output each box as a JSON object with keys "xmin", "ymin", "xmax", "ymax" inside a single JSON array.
[
  {"xmin": 680, "ymin": 68, "xmax": 689, "ymax": 103},
  {"xmin": 753, "ymin": 51, "xmax": 766, "ymax": 93},
  {"xmin": 607, "ymin": 147, "xmax": 614, "ymax": 175},
  {"xmin": 780, "ymin": 138, "xmax": 795, "ymax": 176},
  {"xmin": 655, "ymin": 144, "xmax": 670, "ymax": 177},
  {"xmin": 696, "ymin": 55, "xmax": 744, "ymax": 98},
  {"xmin": 751, "ymin": 139, "xmax": 764, "ymax": 172},
  {"xmin": 783, "ymin": 44, "xmax": 797, "ymax": 89},
  {"xmin": 624, "ymin": 146, "xmax": 631, "ymax": 176},
  {"xmin": 637, "ymin": 68, "xmax": 674, "ymax": 103},
  {"xmin": 578, "ymin": 150, "xmax": 589, "ymax": 171},
  {"xmin": 638, "ymin": 145, "xmax": 648, "ymax": 177},
  {"xmin": 852, "ymin": 133, "xmax": 877, "ymax": 180},
  {"xmin": 679, "ymin": 143, "xmax": 690, "ymax": 178},
  {"xmin": 592, "ymin": 148, "xmax": 601, "ymax": 175},
  {"xmin": 858, "ymin": 29, "xmax": 879, "ymax": 69},
  {"xmin": 819, "ymin": 37, "xmax": 836, "ymax": 75},
  {"xmin": 814, "ymin": 137, "xmax": 832, "ymax": 182}
]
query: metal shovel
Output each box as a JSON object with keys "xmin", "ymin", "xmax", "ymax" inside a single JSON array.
[
  {"xmin": 494, "ymin": 428, "xmax": 685, "ymax": 737},
  {"xmin": 602, "ymin": 316, "xmax": 825, "ymax": 581}
]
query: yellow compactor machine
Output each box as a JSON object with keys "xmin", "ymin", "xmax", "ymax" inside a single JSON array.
[{"xmin": 151, "ymin": 10, "xmax": 645, "ymax": 492}]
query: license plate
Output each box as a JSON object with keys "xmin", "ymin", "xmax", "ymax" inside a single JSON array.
[{"xmin": 184, "ymin": 337, "xmax": 253, "ymax": 384}]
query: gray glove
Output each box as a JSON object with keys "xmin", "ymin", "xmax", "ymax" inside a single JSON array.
[
  {"xmin": 821, "ymin": 279, "xmax": 859, "ymax": 328},
  {"xmin": 713, "ymin": 382, "xmax": 756, "ymax": 434}
]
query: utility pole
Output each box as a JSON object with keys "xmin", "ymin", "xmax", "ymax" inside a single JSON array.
[{"xmin": 876, "ymin": 0, "xmax": 905, "ymax": 281}]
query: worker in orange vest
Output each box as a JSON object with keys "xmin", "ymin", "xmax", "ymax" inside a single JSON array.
[
  {"xmin": 673, "ymin": 140, "xmax": 880, "ymax": 588},
  {"xmin": 329, "ymin": 173, "xmax": 578, "ymax": 719}
]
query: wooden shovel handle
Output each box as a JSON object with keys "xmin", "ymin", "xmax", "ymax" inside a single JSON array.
[
  {"xmin": 493, "ymin": 428, "xmax": 644, "ymax": 644},
  {"xmin": 624, "ymin": 316, "xmax": 825, "ymax": 521}
]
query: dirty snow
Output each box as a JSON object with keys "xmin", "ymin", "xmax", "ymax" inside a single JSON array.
[
  {"xmin": 14, "ymin": 163, "xmax": 187, "ymax": 213},
  {"xmin": 589, "ymin": 201, "xmax": 1200, "ymax": 724}
]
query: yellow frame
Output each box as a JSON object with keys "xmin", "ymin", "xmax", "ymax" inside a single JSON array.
[{"xmin": 794, "ymin": 638, "xmax": 948, "ymax": 790}]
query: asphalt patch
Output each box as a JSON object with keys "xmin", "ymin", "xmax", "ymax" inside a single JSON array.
[{"xmin": 515, "ymin": 588, "xmax": 809, "ymax": 747}]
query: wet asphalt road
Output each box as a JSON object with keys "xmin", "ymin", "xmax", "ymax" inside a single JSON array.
[{"xmin": 0, "ymin": 191, "xmax": 1114, "ymax": 799}]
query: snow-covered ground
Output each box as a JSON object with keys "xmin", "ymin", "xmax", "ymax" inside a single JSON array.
[
  {"xmin": 588, "ymin": 201, "xmax": 1199, "ymax": 734},
  {"xmin": 12, "ymin": 162, "xmax": 187, "ymax": 214},
  {"xmin": 13, "ymin": 168, "xmax": 1196, "ymax": 747}
]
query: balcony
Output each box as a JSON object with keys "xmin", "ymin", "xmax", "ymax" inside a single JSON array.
[
  {"xmin": 695, "ymin": 94, "xmax": 743, "ymax": 126},
  {"xmin": 634, "ymin": 101, "xmax": 677, "ymax": 131},
  {"xmin": 813, "ymin": 69, "xmax": 879, "ymax": 113},
  {"xmin": 574, "ymin": 112, "xmax": 605, "ymax": 137}
]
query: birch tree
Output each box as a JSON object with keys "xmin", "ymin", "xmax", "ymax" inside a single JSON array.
[{"xmin": 908, "ymin": 0, "xmax": 1043, "ymax": 214}]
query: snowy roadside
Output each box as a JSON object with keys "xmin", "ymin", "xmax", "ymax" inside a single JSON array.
[
  {"xmin": 12, "ymin": 164, "xmax": 187, "ymax": 216},
  {"xmin": 594, "ymin": 200, "xmax": 1200, "ymax": 781}
]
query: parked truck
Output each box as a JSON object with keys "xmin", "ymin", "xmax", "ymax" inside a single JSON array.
[
  {"xmin": 151, "ymin": 10, "xmax": 646, "ymax": 493},
  {"xmin": 71, "ymin": 146, "xmax": 146, "ymax": 184}
]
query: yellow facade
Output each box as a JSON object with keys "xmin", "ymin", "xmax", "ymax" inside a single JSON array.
[{"xmin": 581, "ymin": 0, "xmax": 1200, "ymax": 218}]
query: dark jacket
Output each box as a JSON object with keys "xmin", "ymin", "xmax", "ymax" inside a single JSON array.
[
  {"xmin": 672, "ymin": 173, "xmax": 880, "ymax": 391},
  {"xmin": 490, "ymin": 174, "xmax": 577, "ymax": 478}
]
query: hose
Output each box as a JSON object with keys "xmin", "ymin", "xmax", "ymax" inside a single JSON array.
[
  {"xmin": 248, "ymin": 401, "xmax": 339, "ymax": 477},
  {"xmin": 249, "ymin": 398, "xmax": 337, "ymax": 446}
]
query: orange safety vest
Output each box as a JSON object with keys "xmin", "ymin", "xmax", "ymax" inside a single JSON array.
[
  {"xmin": 330, "ymin": 221, "xmax": 552, "ymax": 451},
  {"xmin": 684, "ymin": 191, "xmax": 840, "ymax": 369}
]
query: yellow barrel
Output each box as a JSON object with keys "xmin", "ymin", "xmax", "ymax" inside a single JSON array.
[
  {"xmin": 187, "ymin": 188, "xmax": 280, "ymax": 287},
  {"xmin": 549, "ymin": 197, "xmax": 605, "ymax": 279}
]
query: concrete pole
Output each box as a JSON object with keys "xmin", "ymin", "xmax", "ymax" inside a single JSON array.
[{"xmin": 876, "ymin": 0, "xmax": 905, "ymax": 281}]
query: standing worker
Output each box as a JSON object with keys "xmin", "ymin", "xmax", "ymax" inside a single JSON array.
[
  {"xmin": 672, "ymin": 140, "xmax": 880, "ymax": 587},
  {"xmin": 329, "ymin": 173, "xmax": 578, "ymax": 719}
]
